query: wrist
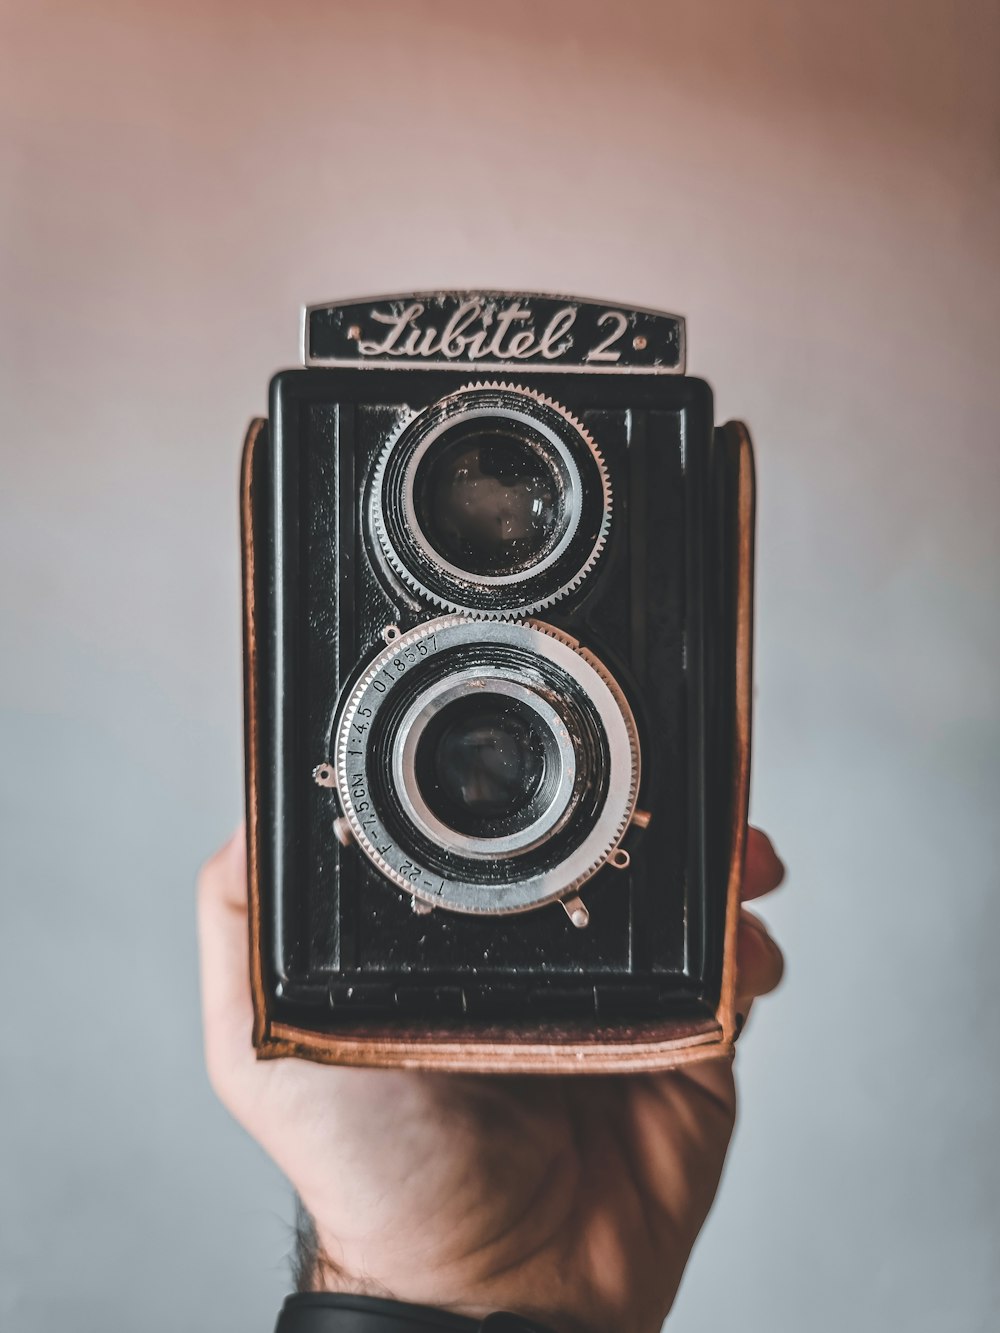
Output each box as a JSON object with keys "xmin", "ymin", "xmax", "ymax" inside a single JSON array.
[
  {"xmin": 276, "ymin": 1293, "xmax": 557, "ymax": 1333},
  {"xmin": 296, "ymin": 1209, "xmax": 563, "ymax": 1326},
  {"xmin": 297, "ymin": 1246, "xmax": 602, "ymax": 1333},
  {"xmin": 295, "ymin": 1203, "xmax": 670, "ymax": 1333}
]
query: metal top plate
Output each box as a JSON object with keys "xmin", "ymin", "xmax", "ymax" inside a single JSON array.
[{"xmin": 303, "ymin": 291, "xmax": 686, "ymax": 375}]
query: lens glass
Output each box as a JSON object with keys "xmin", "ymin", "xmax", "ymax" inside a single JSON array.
[
  {"xmin": 414, "ymin": 693, "xmax": 558, "ymax": 838},
  {"xmin": 413, "ymin": 421, "xmax": 569, "ymax": 577}
]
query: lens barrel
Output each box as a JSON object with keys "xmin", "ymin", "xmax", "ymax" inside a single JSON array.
[
  {"xmin": 332, "ymin": 616, "xmax": 640, "ymax": 916},
  {"xmin": 396, "ymin": 671, "xmax": 579, "ymax": 857},
  {"xmin": 413, "ymin": 423, "xmax": 568, "ymax": 578},
  {"xmin": 370, "ymin": 384, "xmax": 612, "ymax": 617}
]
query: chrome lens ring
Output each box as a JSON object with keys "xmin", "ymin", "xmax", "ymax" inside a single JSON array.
[
  {"xmin": 332, "ymin": 615, "xmax": 641, "ymax": 916},
  {"xmin": 392, "ymin": 669, "xmax": 578, "ymax": 859},
  {"xmin": 369, "ymin": 383, "xmax": 612, "ymax": 618},
  {"xmin": 400, "ymin": 407, "xmax": 584, "ymax": 587}
]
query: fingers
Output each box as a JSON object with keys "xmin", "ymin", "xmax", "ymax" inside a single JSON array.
[
  {"xmin": 742, "ymin": 827, "xmax": 785, "ymax": 901},
  {"xmin": 734, "ymin": 909, "xmax": 784, "ymax": 1017},
  {"xmin": 196, "ymin": 825, "xmax": 257, "ymax": 1099},
  {"xmin": 195, "ymin": 824, "xmax": 787, "ymax": 1093},
  {"xmin": 735, "ymin": 828, "xmax": 786, "ymax": 1018}
]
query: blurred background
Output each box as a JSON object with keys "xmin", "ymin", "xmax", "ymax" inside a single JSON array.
[{"xmin": 2, "ymin": 2, "xmax": 998, "ymax": 1329}]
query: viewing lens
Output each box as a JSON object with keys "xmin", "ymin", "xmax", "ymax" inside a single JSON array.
[
  {"xmin": 414, "ymin": 693, "xmax": 559, "ymax": 838},
  {"xmin": 373, "ymin": 386, "xmax": 611, "ymax": 615},
  {"xmin": 413, "ymin": 423, "xmax": 569, "ymax": 577}
]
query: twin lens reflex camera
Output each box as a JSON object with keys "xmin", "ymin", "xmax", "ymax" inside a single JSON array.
[{"xmin": 241, "ymin": 292, "xmax": 755, "ymax": 1073}]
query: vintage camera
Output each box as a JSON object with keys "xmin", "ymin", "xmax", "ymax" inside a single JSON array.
[{"xmin": 241, "ymin": 292, "xmax": 754, "ymax": 1073}]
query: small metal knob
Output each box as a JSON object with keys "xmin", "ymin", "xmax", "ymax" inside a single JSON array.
[
  {"xmin": 560, "ymin": 894, "xmax": 590, "ymax": 928},
  {"xmin": 332, "ymin": 816, "xmax": 354, "ymax": 847}
]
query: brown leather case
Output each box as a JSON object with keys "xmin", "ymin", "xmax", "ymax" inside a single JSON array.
[{"xmin": 241, "ymin": 419, "xmax": 754, "ymax": 1074}]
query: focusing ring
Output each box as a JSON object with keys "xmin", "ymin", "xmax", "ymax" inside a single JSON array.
[
  {"xmin": 332, "ymin": 616, "xmax": 640, "ymax": 916},
  {"xmin": 369, "ymin": 383, "xmax": 612, "ymax": 618}
]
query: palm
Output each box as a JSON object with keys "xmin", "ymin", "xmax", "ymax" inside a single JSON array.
[{"xmin": 199, "ymin": 829, "xmax": 783, "ymax": 1333}]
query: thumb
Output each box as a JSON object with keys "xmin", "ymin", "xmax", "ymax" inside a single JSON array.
[{"xmin": 196, "ymin": 826, "xmax": 258, "ymax": 1100}]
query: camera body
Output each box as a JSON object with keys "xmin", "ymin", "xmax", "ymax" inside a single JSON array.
[{"xmin": 242, "ymin": 292, "xmax": 754, "ymax": 1072}]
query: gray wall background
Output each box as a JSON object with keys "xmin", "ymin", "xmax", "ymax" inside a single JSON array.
[{"xmin": 2, "ymin": 2, "xmax": 998, "ymax": 1329}]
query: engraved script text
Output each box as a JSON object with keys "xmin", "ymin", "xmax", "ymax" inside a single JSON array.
[{"xmin": 356, "ymin": 299, "xmax": 592, "ymax": 363}]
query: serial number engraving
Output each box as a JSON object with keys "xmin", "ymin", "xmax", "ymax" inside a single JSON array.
[{"xmin": 367, "ymin": 632, "xmax": 438, "ymax": 695}]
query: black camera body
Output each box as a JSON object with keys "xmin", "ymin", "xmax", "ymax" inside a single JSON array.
[{"xmin": 242, "ymin": 292, "xmax": 754, "ymax": 1073}]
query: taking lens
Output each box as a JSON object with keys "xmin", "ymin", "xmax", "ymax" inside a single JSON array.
[
  {"xmin": 335, "ymin": 617, "xmax": 640, "ymax": 910},
  {"xmin": 389, "ymin": 667, "xmax": 583, "ymax": 861},
  {"xmin": 413, "ymin": 423, "xmax": 568, "ymax": 578},
  {"xmin": 414, "ymin": 693, "xmax": 557, "ymax": 837}
]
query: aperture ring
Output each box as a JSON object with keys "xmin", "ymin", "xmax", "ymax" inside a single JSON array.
[{"xmin": 332, "ymin": 616, "xmax": 640, "ymax": 916}]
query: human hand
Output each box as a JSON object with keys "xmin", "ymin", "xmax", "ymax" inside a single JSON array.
[{"xmin": 198, "ymin": 827, "xmax": 785, "ymax": 1333}]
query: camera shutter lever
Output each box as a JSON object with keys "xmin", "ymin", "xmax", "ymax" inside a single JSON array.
[
  {"xmin": 332, "ymin": 817, "xmax": 355, "ymax": 847},
  {"xmin": 560, "ymin": 895, "xmax": 590, "ymax": 929},
  {"xmin": 312, "ymin": 764, "xmax": 353, "ymax": 844}
]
